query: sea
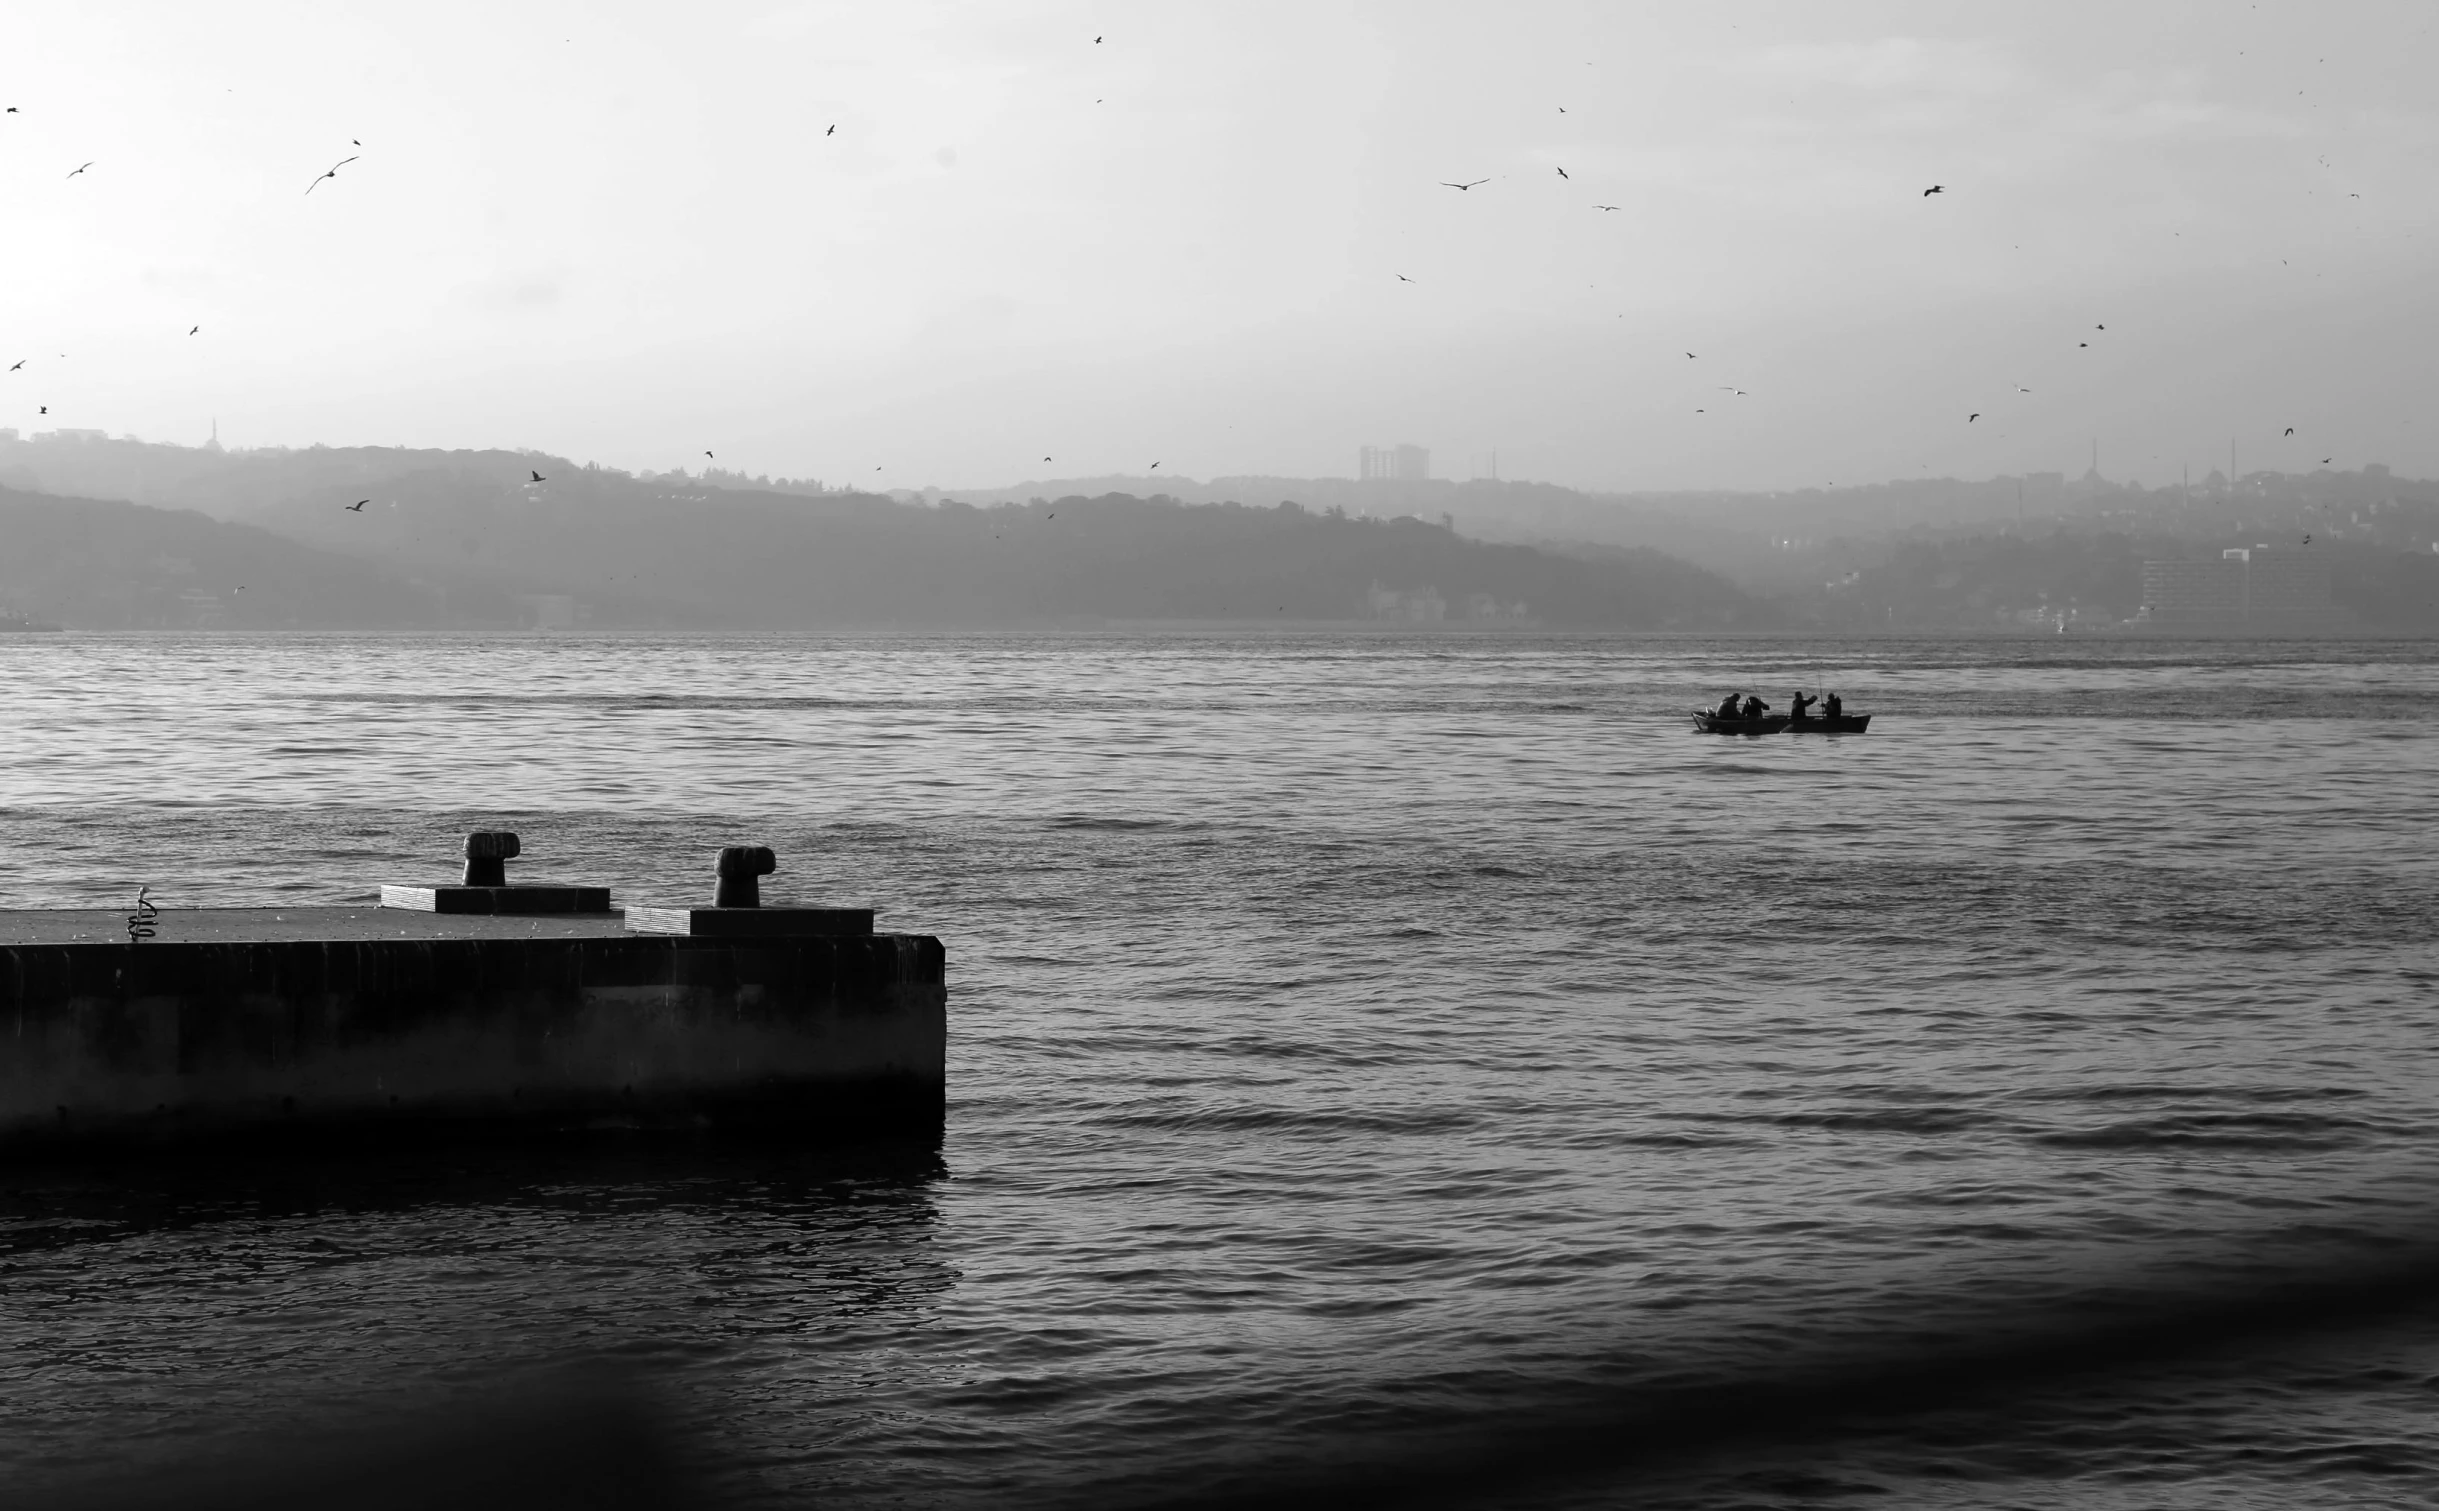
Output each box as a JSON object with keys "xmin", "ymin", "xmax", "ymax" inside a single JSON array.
[{"xmin": 0, "ymin": 631, "xmax": 2434, "ymax": 1509}]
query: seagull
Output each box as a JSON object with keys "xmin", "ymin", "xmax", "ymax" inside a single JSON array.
[
  {"xmin": 704, "ymin": 450, "xmax": 714, "ymax": 458},
  {"xmin": 2321, "ymin": 457, "xmax": 2333, "ymax": 464},
  {"xmin": 188, "ymin": 325, "xmax": 199, "ymax": 335},
  {"xmin": 1150, "ymin": 461, "xmax": 1160, "ymax": 469},
  {"xmin": 1555, "ymin": 166, "xmax": 1569, "ymax": 179},
  {"xmin": 2079, "ymin": 342, "xmax": 2088, "ymax": 348},
  {"xmin": 2014, "ymin": 386, "xmax": 2032, "ymax": 393},
  {"xmin": 1043, "ymin": 456, "xmax": 1052, "ymax": 461},
  {"xmin": 529, "ymin": 470, "xmax": 546, "ymax": 482},
  {"xmin": 6, "ymin": 360, "xmax": 21, "ymax": 372},
  {"xmin": 1593, "ymin": 204, "xmax": 1620, "ymax": 211},
  {"xmin": 2285, "ymin": 427, "xmax": 2295, "ymax": 436},
  {"xmin": 1968, "ymin": 413, "xmax": 1980, "ymax": 422},
  {"xmin": 1685, "ymin": 352, "xmax": 1696, "ymax": 359},
  {"xmin": 826, "ymin": 124, "xmax": 835, "ymax": 136},
  {"xmin": 1397, "ymin": 273, "xmax": 1414, "ymax": 282},
  {"xmin": 39, "ymin": 406, "xmax": 46, "ymax": 414},
  {"xmin": 2303, "ymin": 533, "xmax": 2313, "ymax": 544},
  {"xmin": 1440, "ymin": 179, "xmax": 1489, "ymax": 191},
  {"xmin": 1922, "ymin": 184, "xmax": 1943, "ymax": 196},
  {"xmin": 1095, "ymin": 35, "xmax": 1102, "ymax": 42},
  {"xmin": 67, "ymin": 162, "xmax": 92, "ymax": 178},
  {"xmin": 346, "ymin": 499, "xmax": 368, "ymax": 512},
  {"xmin": 305, "ymin": 155, "xmax": 358, "ymax": 194},
  {"xmin": 2095, "ymin": 324, "xmax": 2106, "ymax": 330}
]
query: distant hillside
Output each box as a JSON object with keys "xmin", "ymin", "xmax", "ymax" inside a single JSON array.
[
  {"xmin": 0, "ymin": 486, "xmax": 516, "ymax": 629},
  {"xmin": 1791, "ymin": 529, "xmax": 2438, "ymax": 632},
  {"xmin": 249, "ymin": 469, "xmax": 1769, "ymax": 628},
  {"xmin": 0, "ymin": 440, "xmax": 1769, "ymax": 628}
]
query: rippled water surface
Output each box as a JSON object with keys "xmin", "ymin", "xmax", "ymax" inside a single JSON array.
[{"xmin": 0, "ymin": 631, "xmax": 2435, "ymax": 1507}]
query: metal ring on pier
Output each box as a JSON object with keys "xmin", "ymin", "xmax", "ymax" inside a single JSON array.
[{"xmin": 124, "ymin": 884, "xmax": 158, "ymax": 945}]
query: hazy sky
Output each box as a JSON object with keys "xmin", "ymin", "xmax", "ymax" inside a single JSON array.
[{"xmin": 3, "ymin": 1, "xmax": 2433, "ymax": 492}]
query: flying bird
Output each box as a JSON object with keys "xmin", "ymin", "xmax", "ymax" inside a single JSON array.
[
  {"xmin": 1440, "ymin": 179, "xmax": 1489, "ymax": 191},
  {"xmin": 6, "ymin": 360, "xmax": 21, "ymax": 372},
  {"xmin": 1397, "ymin": 273, "xmax": 1414, "ymax": 282},
  {"xmin": 2284, "ymin": 427, "xmax": 2295, "ymax": 436},
  {"xmin": 529, "ymin": 470, "xmax": 546, "ymax": 483},
  {"xmin": 704, "ymin": 450, "xmax": 714, "ymax": 458},
  {"xmin": 38, "ymin": 406, "xmax": 46, "ymax": 414},
  {"xmin": 1095, "ymin": 35, "xmax": 1102, "ymax": 43},
  {"xmin": 188, "ymin": 325, "xmax": 199, "ymax": 335},
  {"xmin": 5, "ymin": 107, "xmax": 16, "ymax": 113},
  {"xmin": 1555, "ymin": 166, "xmax": 1569, "ymax": 179},
  {"xmin": 2321, "ymin": 457, "xmax": 2333, "ymax": 464},
  {"xmin": 1043, "ymin": 456, "xmax": 1052, "ymax": 461},
  {"xmin": 305, "ymin": 155, "xmax": 358, "ymax": 194},
  {"xmin": 2079, "ymin": 342, "xmax": 2088, "ymax": 348},
  {"xmin": 2014, "ymin": 385, "xmax": 2032, "ymax": 393},
  {"xmin": 1593, "ymin": 204, "xmax": 1620, "ymax": 211},
  {"xmin": 1922, "ymin": 184, "xmax": 1943, "ymax": 196},
  {"xmin": 826, "ymin": 124, "xmax": 835, "ymax": 136},
  {"xmin": 67, "ymin": 162, "xmax": 92, "ymax": 178},
  {"xmin": 2095, "ymin": 324, "xmax": 2106, "ymax": 331},
  {"xmin": 1968, "ymin": 413, "xmax": 1980, "ymax": 422},
  {"xmin": 346, "ymin": 499, "xmax": 368, "ymax": 512},
  {"xmin": 1684, "ymin": 352, "xmax": 1696, "ymax": 359}
]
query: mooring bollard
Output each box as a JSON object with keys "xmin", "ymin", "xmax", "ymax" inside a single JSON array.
[
  {"xmin": 714, "ymin": 846, "xmax": 778, "ymax": 909},
  {"xmin": 626, "ymin": 846, "xmax": 870, "ymax": 936},
  {"xmin": 382, "ymin": 832, "xmax": 608, "ymax": 914},
  {"xmin": 461, "ymin": 831, "xmax": 522, "ymax": 887}
]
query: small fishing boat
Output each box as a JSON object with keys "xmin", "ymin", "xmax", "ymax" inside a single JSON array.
[
  {"xmin": 1786, "ymin": 713, "xmax": 1872, "ymax": 734},
  {"xmin": 1691, "ymin": 711, "xmax": 1791, "ymax": 735}
]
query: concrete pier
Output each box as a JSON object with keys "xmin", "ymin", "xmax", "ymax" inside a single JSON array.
[{"xmin": 0, "ymin": 903, "xmax": 946, "ymax": 1151}]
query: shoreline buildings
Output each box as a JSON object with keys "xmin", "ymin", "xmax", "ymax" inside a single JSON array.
[{"xmin": 2139, "ymin": 546, "xmax": 2349, "ymax": 631}]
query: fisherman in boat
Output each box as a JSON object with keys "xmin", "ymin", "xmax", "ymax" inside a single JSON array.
[
  {"xmin": 1715, "ymin": 692, "xmax": 1744, "ymax": 719},
  {"xmin": 1789, "ymin": 691, "xmax": 1817, "ymax": 723},
  {"xmin": 1824, "ymin": 692, "xmax": 1843, "ymax": 720},
  {"xmin": 1742, "ymin": 694, "xmax": 1771, "ymax": 719}
]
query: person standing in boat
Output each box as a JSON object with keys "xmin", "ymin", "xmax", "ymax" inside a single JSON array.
[{"xmin": 1789, "ymin": 691, "xmax": 1816, "ymax": 723}]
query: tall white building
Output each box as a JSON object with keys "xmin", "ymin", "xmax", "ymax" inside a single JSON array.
[{"xmin": 1358, "ymin": 443, "xmax": 1428, "ymax": 482}]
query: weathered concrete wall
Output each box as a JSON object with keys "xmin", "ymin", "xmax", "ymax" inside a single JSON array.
[{"xmin": 0, "ymin": 929, "xmax": 945, "ymax": 1148}]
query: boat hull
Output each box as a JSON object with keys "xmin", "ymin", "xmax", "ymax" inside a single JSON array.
[
  {"xmin": 1691, "ymin": 712, "xmax": 1791, "ymax": 735},
  {"xmin": 1787, "ymin": 714, "xmax": 1871, "ymax": 733}
]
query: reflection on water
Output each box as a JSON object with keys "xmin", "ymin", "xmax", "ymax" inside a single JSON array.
[{"xmin": 0, "ymin": 1143, "xmax": 950, "ymax": 1504}]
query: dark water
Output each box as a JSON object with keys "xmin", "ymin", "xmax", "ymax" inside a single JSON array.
[{"xmin": 0, "ymin": 632, "xmax": 2435, "ymax": 1507}]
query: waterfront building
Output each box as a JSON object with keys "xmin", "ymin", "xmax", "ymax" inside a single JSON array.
[{"xmin": 2138, "ymin": 546, "xmax": 2348, "ymax": 631}]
